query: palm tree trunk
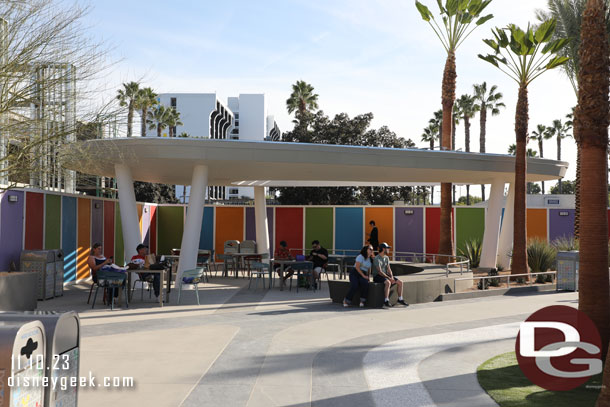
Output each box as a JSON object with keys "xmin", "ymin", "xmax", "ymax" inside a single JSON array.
[
  {"xmin": 539, "ymin": 140, "xmax": 545, "ymax": 194},
  {"xmin": 127, "ymin": 103, "xmax": 134, "ymax": 137},
  {"xmin": 465, "ymin": 116, "xmax": 471, "ymax": 205},
  {"xmin": 512, "ymin": 84, "xmax": 529, "ymax": 276},
  {"xmin": 558, "ymin": 136, "xmax": 563, "ymax": 193},
  {"xmin": 141, "ymin": 108, "xmax": 147, "ymax": 137},
  {"xmin": 439, "ymin": 51, "xmax": 457, "ymax": 262},
  {"xmin": 575, "ymin": 144, "xmax": 581, "ymax": 238},
  {"xmin": 157, "ymin": 124, "xmax": 161, "ymax": 138},
  {"xmin": 480, "ymin": 106, "xmax": 487, "ymax": 201},
  {"xmin": 576, "ymin": 0, "xmax": 610, "ymax": 376}
]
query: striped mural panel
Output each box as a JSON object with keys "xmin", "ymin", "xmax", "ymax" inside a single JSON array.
[
  {"xmin": 394, "ymin": 207, "xmax": 424, "ymax": 254},
  {"xmin": 76, "ymin": 198, "xmax": 91, "ymax": 280},
  {"xmin": 215, "ymin": 207, "xmax": 244, "ymax": 256},
  {"xmin": 91, "ymin": 200, "xmax": 104, "ymax": 247},
  {"xmin": 275, "ymin": 207, "xmax": 303, "ymax": 254},
  {"xmin": 199, "ymin": 206, "xmax": 215, "ymax": 251},
  {"xmin": 141, "ymin": 204, "xmax": 151, "ymax": 247},
  {"xmin": 549, "ymin": 209, "xmax": 575, "ymax": 242},
  {"xmin": 25, "ymin": 192, "xmax": 44, "ymax": 250},
  {"xmin": 365, "ymin": 207, "xmax": 394, "ymax": 249},
  {"xmin": 425, "ymin": 207, "xmax": 441, "ymax": 255},
  {"xmin": 157, "ymin": 206, "xmax": 184, "ymax": 256},
  {"xmin": 61, "ymin": 196, "xmax": 77, "ymax": 282},
  {"xmin": 244, "ymin": 207, "xmax": 274, "ymax": 251},
  {"xmin": 334, "ymin": 207, "xmax": 363, "ymax": 254},
  {"xmin": 455, "ymin": 208, "xmax": 485, "ymax": 254},
  {"xmin": 44, "ymin": 194, "xmax": 61, "ymax": 250},
  {"xmin": 150, "ymin": 205, "xmax": 158, "ymax": 254},
  {"xmin": 527, "ymin": 208, "xmax": 548, "ymax": 241},
  {"xmin": 305, "ymin": 207, "xmax": 333, "ymax": 251},
  {"xmin": 103, "ymin": 201, "xmax": 115, "ymax": 259},
  {"xmin": 115, "ymin": 202, "xmax": 125, "ymax": 265},
  {"xmin": 0, "ymin": 191, "xmax": 24, "ymax": 271}
]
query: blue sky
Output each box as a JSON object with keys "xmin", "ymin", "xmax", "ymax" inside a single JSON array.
[{"xmin": 85, "ymin": 0, "xmax": 577, "ymax": 193}]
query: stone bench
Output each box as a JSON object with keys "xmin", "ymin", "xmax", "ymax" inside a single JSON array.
[{"xmin": 328, "ymin": 280, "xmax": 399, "ymax": 308}]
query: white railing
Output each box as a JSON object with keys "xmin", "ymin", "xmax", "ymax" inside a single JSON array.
[
  {"xmin": 392, "ymin": 251, "xmax": 470, "ymax": 276},
  {"xmin": 452, "ymin": 271, "xmax": 557, "ymax": 293}
]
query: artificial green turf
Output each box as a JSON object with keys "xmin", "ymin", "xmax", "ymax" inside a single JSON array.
[{"xmin": 477, "ymin": 352, "xmax": 602, "ymax": 407}]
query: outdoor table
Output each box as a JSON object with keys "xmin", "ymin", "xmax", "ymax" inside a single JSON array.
[
  {"xmin": 272, "ymin": 259, "xmax": 314, "ymax": 291},
  {"xmin": 128, "ymin": 266, "xmax": 169, "ymax": 307}
]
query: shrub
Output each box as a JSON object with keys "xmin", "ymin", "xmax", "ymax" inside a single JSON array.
[
  {"xmin": 458, "ymin": 238, "xmax": 482, "ymax": 268},
  {"xmin": 552, "ymin": 236, "xmax": 579, "ymax": 252},
  {"xmin": 488, "ymin": 269, "xmax": 500, "ymax": 287},
  {"xmin": 496, "ymin": 264, "xmax": 504, "ymax": 272},
  {"xmin": 527, "ymin": 238, "xmax": 557, "ymax": 276}
]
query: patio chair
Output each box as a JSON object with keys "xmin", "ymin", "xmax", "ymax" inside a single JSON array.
[
  {"xmin": 92, "ymin": 270, "xmax": 129, "ymax": 310},
  {"xmin": 217, "ymin": 254, "xmax": 236, "ymax": 277},
  {"xmin": 248, "ymin": 261, "xmax": 271, "ymax": 290},
  {"xmin": 131, "ymin": 272, "xmax": 155, "ymax": 301},
  {"xmin": 289, "ymin": 262, "xmax": 314, "ymax": 293},
  {"xmin": 177, "ymin": 268, "xmax": 205, "ymax": 305}
]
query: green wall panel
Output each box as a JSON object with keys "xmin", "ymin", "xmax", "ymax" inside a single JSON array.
[
  {"xmin": 305, "ymin": 207, "xmax": 333, "ymax": 250},
  {"xmin": 115, "ymin": 203, "xmax": 124, "ymax": 266},
  {"xmin": 157, "ymin": 206, "xmax": 184, "ymax": 255},
  {"xmin": 44, "ymin": 194, "xmax": 61, "ymax": 249},
  {"xmin": 456, "ymin": 208, "xmax": 485, "ymax": 254}
]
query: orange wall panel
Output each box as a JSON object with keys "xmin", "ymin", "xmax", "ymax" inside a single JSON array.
[
  {"xmin": 365, "ymin": 207, "xmax": 393, "ymax": 249},
  {"xmin": 527, "ymin": 208, "xmax": 547, "ymax": 241},
  {"xmin": 214, "ymin": 207, "xmax": 244, "ymax": 257},
  {"xmin": 77, "ymin": 198, "xmax": 91, "ymax": 280}
]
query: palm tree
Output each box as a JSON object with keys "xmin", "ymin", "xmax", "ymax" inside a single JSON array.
[
  {"xmin": 573, "ymin": 0, "xmax": 610, "ymax": 389},
  {"xmin": 473, "ymin": 82, "xmax": 505, "ymax": 200},
  {"xmin": 456, "ymin": 94, "xmax": 478, "ymax": 204},
  {"xmin": 508, "ymin": 144, "xmax": 538, "ymax": 157},
  {"xmin": 134, "ymin": 87, "xmax": 158, "ymax": 137},
  {"xmin": 480, "ymin": 20, "xmax": 569, "ymax": 275},
  {"xmin": 423, "ymin": 112, "xmax": 442, "ymax": 204},
  {"xmin": 421, "ymin": 123, "xmax": 438, "ymax": 150},
  {"xmin": 416, "ymin": 0, "xmax": 493, "ymax": 260},
  {"xmin": 547, "ymin": 118, "xmax": 573, "ymax": 193},
  {"xmin": 166, "ymin": 108, "xmax": 183, "ymax": 137},
  {"xmin": 530, "ymin": 124, "xmax": 553, "ymax": 193},
  {"xmin": 116, "ymin": 81, "xmax": 140, "ymax": 137},
  {"xmin": 286, "ymin": 80, "xmax": 319, "ymax": 130},
  {"xmin": 147, "ymin": 105, "xmax": 171, "ymax": 138},
  {"xmin": 452, "ymin": 102, "xmax": 462, "ymax": 204}
]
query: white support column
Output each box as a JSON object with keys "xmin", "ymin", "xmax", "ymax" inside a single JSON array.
[
  {"xmin": 254, "ymin": 186, "xmax": 270, "ymax": 256},
  {"xmin": 479, "ymin": 179, "xmax": 505, "ymax": 269},
  {"xmin": 177, "ymin": 165, "xmax": 208, "ymax": 284},
  {"xmin": 497, "ymin": 182, "xmax": 515, "ymax": 269},
  {"xmin": 115, "ymin": 164, "xmax": 141, "ymax": 262}
]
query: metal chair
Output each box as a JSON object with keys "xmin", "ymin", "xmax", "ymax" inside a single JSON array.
[
  {"xmin": 131, "ymin": 273, "xmax": 155, "ymax": 301},
  {"xmin": 248, "ymin": 261, "xmax": 270, "ymax": 290},
  {"xmin": 92, "ymin": 270, "xmax": 129, "ymax": 310},
  {"xmin": 289, "ymin": 262, "xmax": 314, "ymax": 293},
  {"xmin": 177, "ymin": 268, "xmax": 205, "ymax": 305},
  {"xmin": 217, "ymin": 254, "xmax": 236, "ymax": 277}
]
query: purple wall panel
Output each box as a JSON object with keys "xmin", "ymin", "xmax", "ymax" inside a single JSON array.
[
  {"xmin": 395, "ymin": 207, "xmax": 424, "ymax": 254},
  {"xmin": 245, "ymin": 207, "xmax": 274, "ymax": 250},
  {"xmin": 91, "ymin": 200, "xmax": 104, "ymax": 245},
  {"xmin": 0, "ymin": 191, "xmax": 24, "ymax": 270},
  {"xmin": 549, "ymin": 209, "xmax": 574, "ymax": 241}
]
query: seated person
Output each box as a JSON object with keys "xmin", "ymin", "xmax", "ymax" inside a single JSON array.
[
  {"xmin": 130, "ymin": 243, "xmax": 160, "ymax": 298},
  {"xmin": 308, "ymin": 240, "xmax": 328, "ymax": 285},
  {"xmin": 343, "ymin": 245, "xmax": 373, "ymax": 307},
  {"xmin": 87, "ymin": 242, "xmax": 122, "ymax": 298},
  {"xmin": 274, "ymin": 241, "xmax": 294, "ymax": 282},
  {"xmin": 372, "ymin": 243, "xmax": 408, "ymax": 307}
]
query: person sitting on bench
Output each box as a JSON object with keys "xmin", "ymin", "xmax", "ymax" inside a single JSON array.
[
  {"xmin": 343, "ymin": 245, "xmax": 373, "ymax": 308},
  {"xmin": 373, "ymin": 243, "xmax": 408, "ymax": 308}
]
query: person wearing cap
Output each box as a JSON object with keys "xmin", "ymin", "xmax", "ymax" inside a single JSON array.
[
  {"xmin": 373, "ymin": 242, "xmax": 408, "ymax": 307},
  {"xmin": 130, "ymin": 243, "xmax": 160, "ymax": 298}
]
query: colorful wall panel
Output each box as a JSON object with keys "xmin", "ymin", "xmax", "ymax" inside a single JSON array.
[
  {"xmin": 114, "ymin": 203, "xmax": 124, "ymax": 265},
  {"xmin": 275, "ymin": 207, "xmax": 303, "ymax": 254},
  {"xmin": 149, "ymin": 205, "xmax": 157, "ymax": 254},
  {"xmin": 199, "ymin": 206, "xmax": 215, "ymax": 250},
  {"xmin": 335, "ymin": 207, "xmax": 363, "ymax": 254},
  {"xmin": 141, "ymin": 204, "xmax": 151, "ymax": 247},
  {"xmin": 455, "ymin": 208, "xmax": 485, "ymax": 253},
  {"xmin": 549, "ymin": 209, "xmax": 575, "ymax": 242},
  {"xmin": 425, "ymin": 207, "xmax": 441, "ymax": 255},
  {"xmin": 0, "ymin": 191, "xmax": 24, "ymax": 270},
  {"xmin": 305, "ymin": 207, "xmax": 333, "ymax": 250},
  {"xmin": 244, "ymin": 207, "xmax": 274, "ymax": 251},
  {"xmin": 215, "ymin": 207, "xmax": 244, "ymax": 256},
  {"xmin": 365, "ymin": 207, "xmax": 393, "ymax": 249},
  {"xmin": 76, "ymin": 198, "xmax": 91, "ymax": 280},
  {"xmin": 394, "ymin": 207, "xmax": 424, "ymax": 254},
  {"xmin": 61, "ymin": 196, "xmax": 77, "ymax": 282},
  {"xmin": 24, "ymin": 192, "xmax": 44, "ymax": 250},
  {"xmin": 91, "ymin": 200, "xmax": 104, "ymax": 247},
  {"xmin": 157, "ymin": 206, "xmax": 184, "ymax": 256},
  {"xmin": 527, "ymin": 208, "xmax": 548, "ymax": 241},
  {"xmin": 44, "ymin": 194, "xmax": 61, "ymax": 250},
  {"xmin": 103, "ymin": 201, "xmax": 115, "ymax": 259}
]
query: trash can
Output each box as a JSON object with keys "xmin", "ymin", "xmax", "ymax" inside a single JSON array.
[
  {"xmin": 0, "ymin": 320, "xmax": 46, "ymax": 407},
  {"xmin": 20, "ymin": 250, "xmax": 55, "ymax": 300},
  {"xmin": 0, "ymin": 311, "xmax": 79, "ymax": 407},
  {"xmin": 52, "ymin": 250, "xmax": 64, "ymax": 297},
  {"xmin": 556, "ymin": 251, "xmax": 579, "ymax": 291},
  {"xmin": 240, "ymin": 240, "xmax": 257, "ymax": 254},
  {"xmin": 224, "ymin": 240, "xmax": 240, "ymax": 254}
]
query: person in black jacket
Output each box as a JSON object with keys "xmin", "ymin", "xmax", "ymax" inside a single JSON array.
[{"xmin": 368, "ymin": 220, "xmax": 379, "ymax": 251}]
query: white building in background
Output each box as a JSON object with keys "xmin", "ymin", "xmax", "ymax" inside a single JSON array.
[{"xmin": 151, "ymin": 93, "xmax": 281, "ymax": 202}]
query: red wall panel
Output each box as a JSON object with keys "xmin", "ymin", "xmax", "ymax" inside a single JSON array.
[
  {"xmin": 275, "ymin": 208, "xmax": 304, "ymax": 255},
  {"xmin": 425, "ymin": 207, "xmax": 440, "ymax": 255},
  {"xmin": 24, "ymin": 192, "xmax": 44, "ymax": 250}
]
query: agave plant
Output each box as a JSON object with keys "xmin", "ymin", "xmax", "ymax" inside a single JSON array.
[
  {"xmin": 527, "ymin": 238, "xmax": 557, "ymax": 275},
  {"xmin": 458, "ymin": 237, "xmax": 482, "ymax": 268},
  {"xmin": 552, "ymin": 236, "xmax": 579, "ymax": 251}
]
